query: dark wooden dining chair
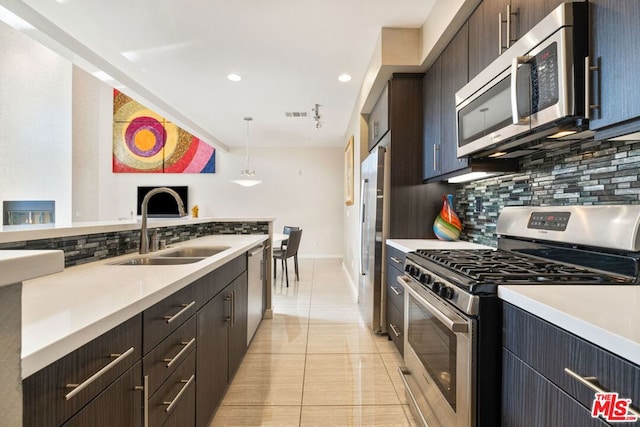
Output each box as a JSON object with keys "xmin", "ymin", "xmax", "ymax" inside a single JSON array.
[{"xmin": 273, "ymin": 228, "xmax": 302, "ymax": 287}]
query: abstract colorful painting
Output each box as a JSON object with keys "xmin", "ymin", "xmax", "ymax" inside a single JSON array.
[{"xmin": 113, "ymin": 90, "xmax": 215, "ymax": 173}]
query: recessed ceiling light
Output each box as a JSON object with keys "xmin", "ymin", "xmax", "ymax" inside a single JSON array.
[
  {"xmin": 227, "ymin": 73, "xmax": 242, "ymax": 82},
  {"xmin": 338, "ymin": 74, "xmax": 352, "ymax": 83}
]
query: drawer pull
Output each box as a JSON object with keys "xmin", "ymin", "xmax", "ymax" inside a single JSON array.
[
  {"xmin": 163, "ymin": 301, "xmax": 196, "ymax": 324},
  {"xmin": 163, "ymin": 374, "xmax": 195, "ymax": 413},
  {"xmin": 65, "ymin": 346, "xmax": 135, "ymax": 400},
  {"xmin": 564, "ymin": 368, "xmax": 640, "ymax": 418},
  {"xmin": 390, "ymin": 285, "xmax": 403, "ymax": 296},
  {"xmin": 134, "ymin": 375, "xmax": 149, "ymax": 427},
  {"xmin": 389, "ymin": 323, "xmax": 402, "ymax": 337},
  {"xmin": 164, "ymin": 338, "xmax": 196, "ymax": 368},
  {"xmin": 390, "ymin": 256, "xmax": 403, "ymax": 265}
]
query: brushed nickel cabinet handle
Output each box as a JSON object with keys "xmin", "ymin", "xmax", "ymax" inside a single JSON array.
[
  {"xmin": 584, "ymin": 56, "xmax": 600, "ymax": 119},
  {"xmin": 390, "ymin": 256, "xmax": 403, "ymax": 265},
  {"xmin": 163, "ymin": 301, "xmax": 196, "ymax": 324},
  {"xmin": 163, "ymin": 374, "xmax": 195, "ymax": 413},
  {"xmin": 564, "ymin": 368, "xmax": 640, "ymax": 417},
  {"xmin": 390, "ymin": 285, "xmax": 403, "ymax": 296},
  {"xmin": 498, "ymin": 11, "xmax": 503, "ymax": 55},
  {"xmin": 506, "ymin": 4, "xmax": 512, "ymax": 49},
  {"xmin": 65, "ymin": 347, "xmax": 135, "ymax": 400},
  {"xmin": 163, "ymin": 338, "xmax": 196, "ymax": 368},
  {"xmin": 134, "ymin": 375, "xmax": 149, "ymax": 427},
  {"xmin": 389, "ymin": 323, "xmax": 401, "ymax": 337}
]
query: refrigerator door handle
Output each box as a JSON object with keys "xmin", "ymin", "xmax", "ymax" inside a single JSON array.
[{"xmin": 360, "ymin": 178, "xmax": 368, "ymax": 275}]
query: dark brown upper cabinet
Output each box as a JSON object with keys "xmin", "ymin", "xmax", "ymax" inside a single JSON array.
[
  {"xmin": 469, "ymin": 0, "xmax": 573, "ymax": 79},
  {"xmin": 423, "ymin": 23, "xmax": 469, "ymax": 181},
  {"xmin": 588, "ymin": 0, "xmax": 640, "ymax": 135}
]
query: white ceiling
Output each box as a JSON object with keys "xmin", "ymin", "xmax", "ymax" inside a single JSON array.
[{"xmin": 3, "ymin": 0, "xmax": 439, "ymax": 149}]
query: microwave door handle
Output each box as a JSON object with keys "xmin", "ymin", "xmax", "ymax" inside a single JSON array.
[{"xmin": 511, "ymin": 56, "xmax": 531, "ymax": 125}]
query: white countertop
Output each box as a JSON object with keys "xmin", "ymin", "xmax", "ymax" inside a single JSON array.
[
  {"xmin": 386, "ymin": 238, "xmax": 494, "ymax": 253},
  {"xmin": 21, "ymin": 234, "xmax": 268, "ymax": 378},
  {"xmin": 499, "ymin": 286, "xmax": 640, "ymax": 366},
  {"xmin": 0, "ymin": 250, "xmax": 64, "ymax": 287},
  {"xmin": 0, "ymin": 216, "xmax": 274, "ymax": 244}
]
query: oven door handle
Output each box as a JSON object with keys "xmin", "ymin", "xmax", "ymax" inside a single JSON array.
[{"xmin": 398, "ymin": 276, "xmax": 468, "ymax": 333}]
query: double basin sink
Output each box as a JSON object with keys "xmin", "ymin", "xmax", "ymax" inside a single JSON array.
[{"xmin": 113, "ymin": 246, "xmax": 230, "ymax": 266}]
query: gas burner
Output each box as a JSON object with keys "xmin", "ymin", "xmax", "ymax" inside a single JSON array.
[{"xmin": 410, "ymin": 248, "xmax": 633, "ymax": 288}]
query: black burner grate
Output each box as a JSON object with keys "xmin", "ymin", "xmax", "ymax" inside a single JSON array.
[{"xmin": 413, "ymin": 249, "xmax": 630, "ymax": 285}]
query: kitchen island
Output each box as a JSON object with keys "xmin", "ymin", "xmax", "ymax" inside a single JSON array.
[
  {"xmin": 18, "ymin": 233, "xmax": 268, "ymax": 427},
  {"xmin": 22, "ymin": 233, "xmax": 268, "ymax": 377}
]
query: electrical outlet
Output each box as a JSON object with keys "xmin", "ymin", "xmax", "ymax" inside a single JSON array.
[{"xmin": 475, "ymin": 197, "xmax": 483, "ymax": 212}]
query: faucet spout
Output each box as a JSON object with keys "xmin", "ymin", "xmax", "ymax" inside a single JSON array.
[{"xmin": 139, "ymin": 187, "xmax": 187, "ymax": 254}]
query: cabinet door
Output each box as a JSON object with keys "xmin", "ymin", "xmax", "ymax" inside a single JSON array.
[
  {"xmin": 148, "ymin": 350, "xmax": 196, "ymax": 427},
  {"xmin": 228, "ymin": 271, "xmax": 248, "ymax": 379},
  {"xmin": 386, "ymin": 301, "xmax": 404, "ymax": 357},
  {"xmin": 468, "ymin": 0, "xmax": 508, "ymax": 79},
  {"xmin": 512, "ymin": 0, "xmax": 568, "ymax": 38},
  {"xmin": 144, "ymin": 282, "xmax": 198, "ymax": 354},
  {"xmin": 62, "ymin": 362, "xmax": 143, "ymax": 427},
  {"xmin": 196, "ymin": 290, "xmax": 229, "ymax": 427},
  {"xmin": 440, "ymin": 23, "xmax": 469, "ymax": 175},
  {"xmin": 143, "ymin": 315, "xmax": 196, "ymax": 396},
  {"xmin": 502, "ymin": 349, "xmax": 610, "ymax": 427},
  {"xmin": 589, "ymin": 0, "xmax": 640, "ymax": 130},
  {"xmin": 23, "ymin": 315, "xmax": 142, "ymax": 427},
  {"xmin": 422, "ymin": 58, "xmax": 442, "ymax": 180}
]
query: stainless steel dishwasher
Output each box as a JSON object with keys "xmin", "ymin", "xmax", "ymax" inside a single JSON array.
[{"xmin": 247, "ymin": 243, "xmax": 265, "ymax": 345}]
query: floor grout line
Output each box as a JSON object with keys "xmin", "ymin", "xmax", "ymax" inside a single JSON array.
[{"xmin": 211, "ymin": 259, "xmax": 416, "ymax": 426}]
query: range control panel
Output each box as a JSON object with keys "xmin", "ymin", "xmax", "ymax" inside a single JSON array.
[{"xmin": 527, "ymin": 211, "xmax": 571, "ymax": 231}]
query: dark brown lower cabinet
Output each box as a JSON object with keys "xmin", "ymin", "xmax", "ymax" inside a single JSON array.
[
  {"xmin": 62, "ymin": 362, "xmax": 142, "ymax": 427},
  {"xmin": 228, "ymin": 272, "xmax": 248, "ymax": 378},
  {"xmin": 196, "ymin": 288, "xmax": 230, "ymax": 427},
  {"xmin": 196, "ymin": 272, "xmax": 248, "ymax": 427},
  {"xmin": 502, "ymin": 349, "xmax": 609, "ymax": 427},
  {"xmin": 502, "ymin": 303, "xmax": 640, "ymax": 427},
  {"xmin": 24, "ymin": 253, "xmax": 250, "ymax": 427},
  {"xmin": 148, "ymin": 350, "xmax": 196, "ymax": 427}
]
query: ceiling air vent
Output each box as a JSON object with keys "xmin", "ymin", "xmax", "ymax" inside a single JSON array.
[{"xmin": 285, "ymin": 112, "xmax": 308, "ymax": 118}]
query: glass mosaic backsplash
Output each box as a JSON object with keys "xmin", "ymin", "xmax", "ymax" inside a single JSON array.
[
  {"xmin": 455, "ymin": 138, "xmax": 640, "ymax": 247},
  {"xmin": 0, "ymin": 221, "xmax": 269, "ymax": 267}
]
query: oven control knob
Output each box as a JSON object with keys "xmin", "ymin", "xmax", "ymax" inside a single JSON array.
[
  {"xmin": 438, "ymin": 285, "xmax": 454, "ymax": 299},
  {"xmin": 419, "ymin": 273, "xmax": 430, "ymax": 284},
  {"xmin": 432, "ymin": 282, "xmax": 441, "ymax": 293},
  {"xmin": 404, "ymin": 264, "xmax": 412, "ymax": 273}
]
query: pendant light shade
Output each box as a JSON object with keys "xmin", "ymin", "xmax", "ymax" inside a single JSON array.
[{"xmin": 231, "ymin": 117, "xmax": 262, "ymax": 187}]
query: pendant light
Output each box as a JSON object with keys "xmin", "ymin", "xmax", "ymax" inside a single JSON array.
[{"xmin": 231, "ymin": 117, "xmax": 262, "ymax": 187}]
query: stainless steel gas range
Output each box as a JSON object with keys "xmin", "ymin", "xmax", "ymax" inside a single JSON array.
[{"xmin": 398, "ymin": 205, "xmax": 640, "ymax": 427}]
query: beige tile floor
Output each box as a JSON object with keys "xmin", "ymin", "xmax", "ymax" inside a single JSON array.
[{"xmin": 210, "ymin": 258, "xmax": 418, "ymax": 426}]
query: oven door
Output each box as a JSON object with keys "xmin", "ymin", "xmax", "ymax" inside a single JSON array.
[{"xmin": 398, "ymin": 275, "xmax": 475, "ymax": 427}]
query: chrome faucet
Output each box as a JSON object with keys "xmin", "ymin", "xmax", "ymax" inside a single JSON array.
[{"xmin": 139, "ymin": 187, "xmax": 187, "ymax": 254}]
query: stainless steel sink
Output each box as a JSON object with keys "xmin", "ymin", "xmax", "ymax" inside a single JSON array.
[
  {"xmin": 160, "ymin": 246, "xmax": 230, "ymax": 258},
  {"xmin": 113, "ymin": 257, "xmax": 205, "ymax": 266}
]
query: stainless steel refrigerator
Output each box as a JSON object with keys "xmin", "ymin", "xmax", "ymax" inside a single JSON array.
[{"xmin": 359, "ymin": 136, "xmax": 389, "ymax": 334}]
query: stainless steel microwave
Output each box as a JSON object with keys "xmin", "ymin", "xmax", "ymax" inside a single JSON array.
[{"xmin": 456, "ymin": 2, "xmax": 589, "ymax": 159}]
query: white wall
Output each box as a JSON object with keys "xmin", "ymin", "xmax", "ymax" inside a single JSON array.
[
  {"xmin": 0, "ymin": 22, "xmax": 72, "ymax": 225},
  {"xmin": 75, "ymin": 80, "xmax": 344, "ymax": 258}
]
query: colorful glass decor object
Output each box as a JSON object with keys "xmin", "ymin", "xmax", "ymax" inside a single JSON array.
[
  {"xmin": 113, "ymin": 90, "xmax": 215, "ymax": 173},
  {"xmin": 433, "ymin": 194, "xmax": 462, "ymax": 241}
]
